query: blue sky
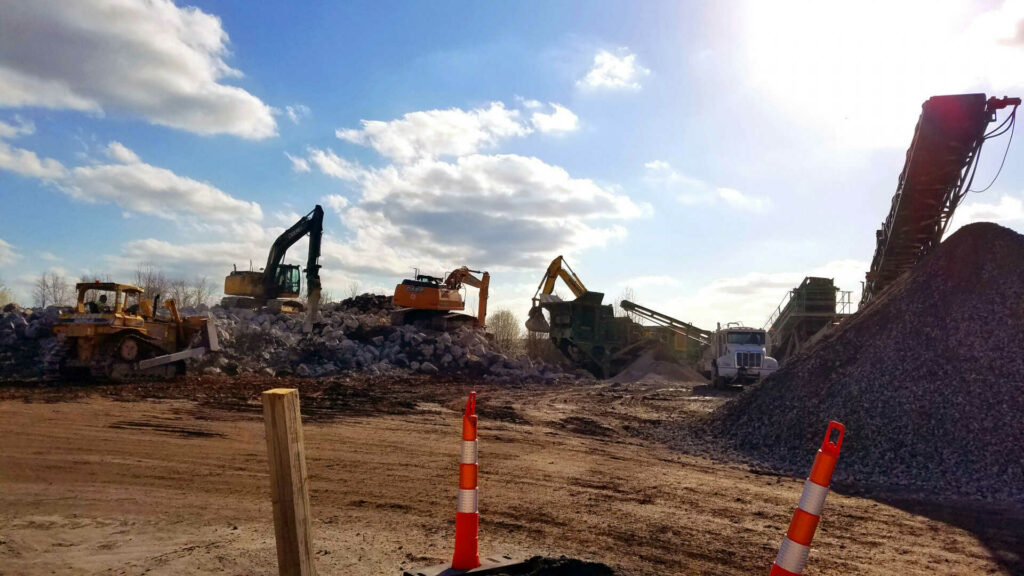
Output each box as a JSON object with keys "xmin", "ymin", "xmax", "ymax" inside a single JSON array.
[{"xmin": 1, "ymin": 0, "xmax": 1023, "ymax": 328}]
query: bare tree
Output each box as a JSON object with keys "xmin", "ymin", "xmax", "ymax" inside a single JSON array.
[
  {"xmin": 167, "ymin": 276, "xmax": 191, "ymax": 306},
  {"xmin": 0, "ymin": 276, "xmax": 13, "ymax": 308},
  {"xmin": 32, "ymin": 271, "xmax": 71, "ymax": 308},
  {"xmin": 190, "ymin": 276, "xmax": 216, "ymax": 307},
  {"xmin": 345, "ymin": 281, "xmax": 362, "ymax": 299},
  {"xmin": 488, "ymin": 309, "xmax": 523, "ymax": 356},
  {"xmin": 134, "ymin": 266, "xmax": 169, "ymax": 300},
  {"xmin": 614, "ymin": 286, "xmax": 638, "ymax": 322}
]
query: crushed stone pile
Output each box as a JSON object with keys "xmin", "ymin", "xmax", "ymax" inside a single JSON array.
[
  {"xmin": 611, "ymin": 350, "xmax": 707, "ymax": 384},
  {"xmin": 708, "ymin": 222, "xmax": 1024, "ymax": 502},
  {"xmin": 0, "ymin": 294, "xmax": 587, "ymax": 384}
]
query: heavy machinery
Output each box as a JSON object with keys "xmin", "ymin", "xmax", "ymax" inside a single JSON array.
[
  {"xmin": 223, "ymin": 205, "xmax": 323, "ymax": 331},
  {"xmin": 764, "ymin": 277, "xmax": 852, "ymax": 364},
  {"xmin": 525, "ymin": 255, "xmax": 587, "ymax": 333},
  {"xmin": 48, "ymin": 282, "xmax": 219, "ymax": 380},
  {"xmin": 619, "ymin": 299, "xmax": 712, "ymax": 364},
  {"xmin": 391, "ymin": 266, "xmax": 490, "ymax": 329},
  {"xmin": 699, "ymin": 323, "xmax": 778, "ymax": 387},
  {"xmin": 525, "ymin": 256, "xmax": 652, "ymax": 378},
  {"xmin": 861, "ymin": 94, "xmax": 1020, "ymax": 307}
]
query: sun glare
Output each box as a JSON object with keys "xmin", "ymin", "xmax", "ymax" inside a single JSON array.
[{"xmin": 743, "ymin": 0, "xmax": 1024, "ymax": 148}]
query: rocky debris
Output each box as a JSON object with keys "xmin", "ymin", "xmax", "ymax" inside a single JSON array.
[
  {"xmin": 182, "ymin": 295, "xmax": 583, "ymax": 383},
  {"xmin": 0, "ymin": 305, "xmax": 66, "ymax": 378},
  {"xmin": 0, "ymin": 291, "xmax": 585, "ymax": 383},
  {"xmin": 708, "ymin": 222, "xmax": 1024, "ymax": 502}
]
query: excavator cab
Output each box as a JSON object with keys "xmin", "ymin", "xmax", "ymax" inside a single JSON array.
[{"xmin": 274, "ymin": 264, "xmax": 301, "ymax": 298}]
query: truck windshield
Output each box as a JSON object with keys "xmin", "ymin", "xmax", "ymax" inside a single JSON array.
[{"xmin": 727, "ymin": 331, "xmax": 765, "ymax": 345}]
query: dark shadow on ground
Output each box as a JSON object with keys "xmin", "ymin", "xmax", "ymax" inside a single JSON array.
[{"xmin": 860, "ymin": 493, "xmax": 1024, "ymax": 574}]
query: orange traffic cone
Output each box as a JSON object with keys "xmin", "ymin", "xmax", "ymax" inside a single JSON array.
[
  {"xmin": 769, "ymin": 421, "xmax": 845, "ymax": 576},
  {"xmin": 451, "ymin": 392, "xmax": 480, "ymax": 570}
]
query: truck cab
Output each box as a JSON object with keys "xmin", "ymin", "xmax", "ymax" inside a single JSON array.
[{"xmin": 701, "ymin": 323, "xmax": 779, "ymax": 386}]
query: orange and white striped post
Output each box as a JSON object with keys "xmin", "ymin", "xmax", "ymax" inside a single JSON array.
[
  {"xmin": 769, "ymin": 421, "xmax": 845, "ymax": 576},
  {"xmin": 451, "ymin": 391, "xmax": 480, "ymax": 570}
]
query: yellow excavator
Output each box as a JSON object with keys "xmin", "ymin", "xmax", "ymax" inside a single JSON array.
[
  {"xmin": 524, "ymin": 255, "xmax": 588, "ymax": 332},
  {"xmin": 222, "ymin": 205, "xmax": 323, "ymax": 332},
  {"xmin": 391, "ymin": 266, "xmax": 490, "ymax": 329}
]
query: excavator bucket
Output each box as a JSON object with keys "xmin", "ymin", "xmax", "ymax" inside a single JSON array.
[{"xmin": 525, "ymin": 305, "xmax": 550, "ymax": 333}]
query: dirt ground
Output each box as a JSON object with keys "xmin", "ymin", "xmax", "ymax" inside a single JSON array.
[{"xmin": 0, "ymin": 374, "xmax": 1021, "ymax": 575}]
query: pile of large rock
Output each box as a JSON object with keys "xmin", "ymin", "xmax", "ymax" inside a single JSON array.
[
  {"xmin": 0, "ymin": 303, "xmax": 63, "ymax": 345},
  {"xmin": 708, "ymin": 223, "xmax": 1024, "ymax": 502},
  {"xmin": 0, "ymin": 294, "xmax": 582, "ymax": 383},
  {"xmin": 190, "ymin": 294, "xmax": 581, "ymax": 382}
]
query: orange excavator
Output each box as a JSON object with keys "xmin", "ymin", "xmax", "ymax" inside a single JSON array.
[{"xmin": 391, "ymin": 266, "xmax": 490, "ymax": 329}]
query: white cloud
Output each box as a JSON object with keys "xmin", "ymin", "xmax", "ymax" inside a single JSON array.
[
  {"xmin": 0, "ymin": 1, "xmax": 276, "ymax": 139},
  {"xmin": 0, "ymin": 117, "xmax": 34, "ymax": 139},
  {"xmin": 285, "ymin": 152, "xmax": 311, "ymax": 173},
  {"xmin": 105, "ymin": 141, "xmax": 141, "ymax": 164},
  {"xmin": 644, "ymin": 160, "xmax": 769, "ymax": 212},
  {"xmin": 644, "ymin": 160, "xmax": 704, "ymax": 188},
  {"xmin": 39, "ymin": 252, "xmax": 60, "ymax": 262},
  {"xmin": 307, "ymin": 148, "xmax": 362, "ymax": 181},
  {"xmin": 302, "ymin": 151, "xmax": 644, "ymax": 275},
  {"xmin": 336, "ymin": 102, "xmax": 532, "ymax": 162},
  {"xmin": 62, "ymin": 143, "xmax": 261, "ymax": 222},
  {"xmin": 285, "ymin": 104, "xmax": 311, "ymax": 124},
  {"xmin": 0, "ymin": 238, "xmax": 21, "ymax": 267},
  {"xmin": 0, "ymin": 140, "xmax": 66, "ymax": 179},
  {"xmin": 530, "ymin": 104, "xmax": 580, "ymax": 133},
  {"xmin": 323, "ymin": 194, "xmax": 350, "ymax": 213},
  {"xmin": 577, "ymin": 48, "xmax": 651, "ymax": 90},
  {"xmin": 0, "ymin": 115, "xmax": 65, "ymax": 179},
  {"xmin": 716, "ymin": 187, "xmax": 770, "ymax": 212},
  {"xmin": 947, "ymin": 194, "xmax": 1024, "ymax": 235}
]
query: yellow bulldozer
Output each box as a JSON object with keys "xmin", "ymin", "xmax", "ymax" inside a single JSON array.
[{"xmin": 47, "ymin": 281, "xmax": 219, "ymax": 380}]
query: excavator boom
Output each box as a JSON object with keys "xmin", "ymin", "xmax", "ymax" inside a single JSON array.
[
  {"xmin": 223, "ymin": 205, "xmax": 324, "ymax": 332},
  {"xmin": 526, "ymin": 255, "xmax": 587, "ymax": 332}
]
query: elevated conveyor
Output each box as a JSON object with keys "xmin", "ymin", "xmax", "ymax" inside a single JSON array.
[{"xmin": 861, "ymin": 94, "xmax": 1019, "ymax": 307}]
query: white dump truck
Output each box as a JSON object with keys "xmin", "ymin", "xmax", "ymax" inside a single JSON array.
[{"xmin": 700, "ymin": 322, "xmax": 779, "ymax": 387}]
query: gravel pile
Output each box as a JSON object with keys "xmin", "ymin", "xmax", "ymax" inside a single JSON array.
[
  {"xmin": 708, "ymin": 222, "xmax": 1024, "ymax": 502},
  {"xmin": 0, "ymin": 294, "xmax": 585, "ymax": 383}
]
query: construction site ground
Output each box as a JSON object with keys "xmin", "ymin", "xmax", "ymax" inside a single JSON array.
[{"xmin": 1, "ymin": 374, "xmax": 1020, "ymax": 576}]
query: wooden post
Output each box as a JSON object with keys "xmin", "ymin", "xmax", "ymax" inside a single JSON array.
[{"xmin": 262, "ymin": 388, "xmax": 316, "ymax": 576}]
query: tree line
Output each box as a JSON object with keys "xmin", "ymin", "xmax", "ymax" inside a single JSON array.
[{"xmin": 27, "ymin": 267, "xmax": 217, "ymax": 309}]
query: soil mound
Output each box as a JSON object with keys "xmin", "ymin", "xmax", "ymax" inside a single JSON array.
[
  {"xmin": 709, "ymin": 222, "xmax": 1024, "ymax": 501},
  {"xmin": 611, "ymin": 350, "xmax": 706, "ymax": 384}
]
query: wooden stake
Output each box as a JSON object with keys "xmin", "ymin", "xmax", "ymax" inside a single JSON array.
[{"xmin": 262, "ymin": 388, "xmax": 317, "ymax": 576}]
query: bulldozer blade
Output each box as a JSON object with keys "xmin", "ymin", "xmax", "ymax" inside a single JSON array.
[{"xmin": 524, "ymin": 306, "xmax": 550, "ymax": 333}]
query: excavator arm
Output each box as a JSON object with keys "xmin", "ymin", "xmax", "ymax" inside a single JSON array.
[
  {"xmin": 443, "ymin": 267, "xmax": 490, "ymax": 327},
  {"xmin": 526, "ymin": 255, "xmax": 588, "ymax": 332},
  {"xmin": 261, "ymin": 205, "xmax": 324, "ymax": 332}
]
